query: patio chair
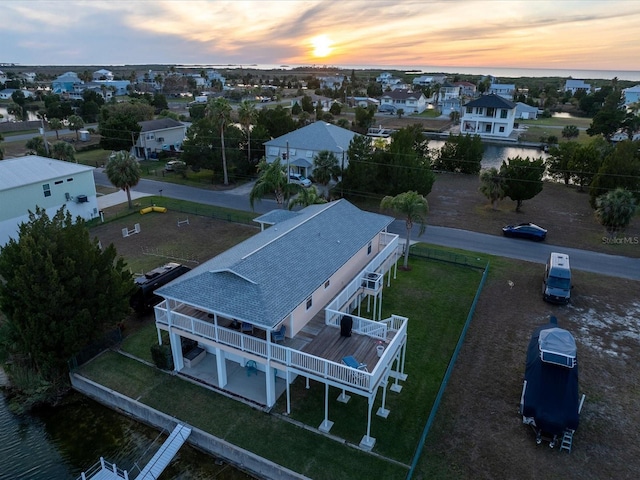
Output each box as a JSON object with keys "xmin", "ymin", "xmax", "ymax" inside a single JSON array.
[
  {"xmin": 271, "ymin": 325, "xmax": 286, "ymax": 343},
  {"xmin": 241, "ymin": 322, "xmax": 253, "ymax": 334},
  {"xmin": 245, "ymin": 360, "xmax": 258, "ymax": 377},
  {"xmin": 342, "ymin": 355, "xmax": 368, "ymax": 372}
]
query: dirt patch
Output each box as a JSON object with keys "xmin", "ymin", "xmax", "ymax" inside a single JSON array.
[{"xmin": 420, "ymin": 262, "xmax": 640, "ymax": 479}]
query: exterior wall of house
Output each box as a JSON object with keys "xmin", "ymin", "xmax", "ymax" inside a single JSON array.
[
  {"xmin": 135, "ymin": 126, "xmax": 187, "ymax": 159},
  {"xmin": 623, "ymin": 86, "xmax": 640, "ymax": 106},
  {"xmin": 0, "ymin": 170, "xmax": 98, "ymax": 246},
  {"xmin": 460, "ymin": 105, "xmax": 516, "ymax": 137},
  {"xmin": 287, "ymin": 233, "xmax": 384, "ymax": 337}
]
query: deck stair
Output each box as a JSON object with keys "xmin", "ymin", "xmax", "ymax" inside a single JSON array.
[
  {"xmin": 134, "ymin": 424, "xmax": 191, "ymax": 480},
  {"xmin": 559, "ymin": 429, "xmax": 574, "ymax": 453}
]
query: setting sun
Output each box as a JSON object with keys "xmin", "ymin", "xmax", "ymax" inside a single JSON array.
[{"xmin": 311, "ymin": 35, "xmax": 332, "ymax": 58}]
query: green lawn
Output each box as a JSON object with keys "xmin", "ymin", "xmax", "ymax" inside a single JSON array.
[{"xmin": 84, "ymin": 245, "xmax": 487, "ymax": 479}]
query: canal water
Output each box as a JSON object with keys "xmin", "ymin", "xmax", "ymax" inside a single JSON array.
[
  {"xmin": 0, "ymin": 390, "xmax": 254, "ymax": 480},
  {"xmin": 428, "ymin": 139, "xmax": 550, "ymax": 170}
]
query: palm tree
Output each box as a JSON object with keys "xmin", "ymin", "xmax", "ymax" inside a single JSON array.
[
  {"xmin": 205, "ymin": 97, "xmax": 232, "ymax": 185},
  {"xmin": 238, "ymin": 100, "xmax": 257, "ymax": 164},
  {"xmin": 288, "ymin": 186, "xmax": 327, "ymax": 210},
  {"xmin": 596, "ymin": 187, "xmax": 637, "ymax": 235},
  {"xmin": 105, "ymin": 150, "xmax": 142, "ymax": 209},
  {"xmin": 51, "ymin": 141, "xmax": 76, "ymax": 162},
  {"xmin": 478, "ymin": 167, "xmax": 505, "ymax": 210},
  {"xmin": 312, "ymin": 150, "xmax": 341, "ymax": 186},
  {"xmin": 48, "ymin": 118, "xmax": 63, "ymax": 140},
  {"xmin": 67, "ymin": 115, "xmax": 84, "ymax": 141},
  {"xmin": 249, "ymin": 157, "xmax": 301, "ymax": 209},
  {"xmin": 380, "ymin": 191, "xmax": 429, "ymax": 269}
]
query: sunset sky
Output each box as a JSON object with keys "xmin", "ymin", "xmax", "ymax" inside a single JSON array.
[{"xmin": 2, "ymin": 0, "xmax": 639, "ymax": 71}]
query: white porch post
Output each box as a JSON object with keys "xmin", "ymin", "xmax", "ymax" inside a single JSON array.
[
  {"xmin": 359, "ymin": 396, "xmax": 376, "ymax": 451},
  {"xmin": 156, "ymin": 327, "xmax": 162, "ymax": 345},
  {"xmin": 377, "ymin": 378, "xmax": 390, "ymax": 418},
  {"xmin": 169, "ymin": 330, "xmax": 183, "ymax": 371},
  {"xmin": 318, "ymin": 382, "xmax": 333, "ymax": 433},
  {"xmin": 216, "ymin": 348, "xmax": 227, "ymax": 388},
  {"xmin": 378, "ymin": 290, "xmax": 383, "ymax": 321},
  {"xmin": 265, "ymin": 364, "xmax": 276, "ymax": 407},
  {"xmin": 286, "ymin": 370, "xmax": 291, "ymax": 414}
]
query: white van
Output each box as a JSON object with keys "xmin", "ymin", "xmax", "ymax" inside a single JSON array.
[{"xmin": 542, "ymin": 252, "xmax": 572, "ymax": 304}]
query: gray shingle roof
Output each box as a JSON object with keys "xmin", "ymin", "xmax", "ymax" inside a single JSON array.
[
  {"xmin": 464, "ymin": 94, "xmax": 516, "ymax": 109},
  {"xmin": 139, "ymin": 118, "xmax": 185, "ymax": 132},
  {"xmin": 156, "ymin": 200, "xmax": 393, "ymax": 329},
  {"xmin": 263, "ymin": 121, "xmax": 359, "ymax": 152}
]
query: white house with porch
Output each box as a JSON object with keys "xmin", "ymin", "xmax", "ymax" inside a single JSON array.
[
  {"xmin": 461, "ymin": 94, "xmax": 517, "ymax": 138},
  {"xmin": 153, "ymin": 199, "xmax": 407, "ymax": 450},
  {"xmin": 380, "ymin": 90, "xmax": 427, "ymax": 114},
  {"xmin": 133, "ymin": 118, "xmax": 187, "ymax": 159},
  {"xmin": 263, "ymin": 121, "xmax": 360, "ymax": 178}
]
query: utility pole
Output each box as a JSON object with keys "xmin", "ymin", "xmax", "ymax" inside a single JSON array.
[{"xmin": 39, "ymin": 118, "xmax": 49, "ymax": 156}]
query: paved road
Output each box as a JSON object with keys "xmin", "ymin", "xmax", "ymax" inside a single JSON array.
[{"xmin": 93, "ymin": 170, "xmax": 640, "ymax": 281}]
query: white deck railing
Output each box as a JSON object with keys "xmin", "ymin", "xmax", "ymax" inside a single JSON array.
[{"xmin": 155, "ymin": 302, "xmax": 407, "ymax": 392}]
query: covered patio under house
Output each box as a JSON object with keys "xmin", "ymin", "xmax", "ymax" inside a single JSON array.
[{"xmin": 153, "ymin": 200, "xmax": 410, "ymax": 450}]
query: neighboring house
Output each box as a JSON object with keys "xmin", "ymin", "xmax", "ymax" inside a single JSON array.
[
  {"xmin": 0, "ymin": 88, "xmax": 34, "ymax": 100},
  {"xmin": 22, "ymin": 72, "xmax": 37, "ymax": 83},
  {"xmin": 318, "ymin": 75, "xmax": 345, "ymax": 90},
  {"xmin": 380, "ymin": 89, "xmax": 427, "ymax": 114},
  {"xmin": 564, "ymin": 79, "xmax": 592, "ymax": 95},
  {"xmin": 488, "ymin": 83, "xmax": 516, "ymax": 100},
  {"xmin": 515, "ymin": 102, "xmax": 540, "ymax": 120},
  {"xmin": 412, "ymin": 74, "xmax": 447, "ymax": 87},
  {"xmin": 376, "ymin": 72, "xmax": 403, "ymax": 89},
  {"xmin": 438, "ymin": 82, "xmax": 461, "ymax": 101},
  {"xmin": 0, "ymin": 70, "xmax": 7, "ymax": 84},
  {"xmin": 439, "ymin": 98, "xmax": 461, "ymax": 117},
  {"xmin": 346, "ymin": 96, "xmax": 379, "ymax": 108},
  {"xmin": 0, "ymin": 156, "xmax": 98, "ymax": 246},
  {"xmin": 52, "ymin": 71, "xmax": 84, "ymax": 94},
  {"xmin": 461, "ymin": 94, "xmax": 517, "ymax": 138},
  {"xmin": 93, "ymin": 69, "xmax": 114, "ymax": 81},
  {"xmin": 134, "ymin": 118, "xmax": 187, "ymax": 159},
  {"xmin": 153, "ymin": 199, "xmax": 408, "ymax": 447},
  {"xmin": 263, "ymin": 121, "xmax": 360, "ymax": 177},
  {"xmin": 622, "ymin": 85, "xmax": 640, "ymax": 108},
  {"xmin": 454, "ymin": 81, "xmax": 477, "ymax": 98}
]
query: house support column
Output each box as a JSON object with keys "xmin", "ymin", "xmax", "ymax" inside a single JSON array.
[
  {"xmin": 265, "ymin": 364, "xmax": 276, "ymax": 408},
  {"xmin": 286, "ymin": 370, "xmax": 291, "ymax": 414},
  {"xmin": 168, "ymin": 330, "xmax": 184, "ymax": 372},
  {"xmin": 318, "ymin": 383, "xmax": 333, "ymax": 433},
  {"xmin": 377, "ymin": 378, "xmax": 390, "ymax": 418},
  {"xmin": 337, "ymin": 388, "xmax": 350, "ymax": 403},
  {"xmin": 156, "ymin": 327, "xmax": 163, "ymax": 345},
  {"xmin": 359, "ymin": 396, "xmax": 376, "ymax": 451},
  {"xmin": 216, "ymin": 348, "xmax": 227, "ymax": 388},
  {"xmin": 378, "ymin": 291, "xmax": 383, "ymax": 322}
]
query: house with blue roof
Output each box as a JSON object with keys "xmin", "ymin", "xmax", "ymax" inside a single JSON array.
[
  {"xmin": 153, "ymin": 199, "xmax": 408, "ymax": 449},
  {"xmin": 461, "ymin": 94, "xmax": 517, "ymax": 139},
  {"xmin": 263, "ymin": 121, "xmax": 360, "ymax": 179}
]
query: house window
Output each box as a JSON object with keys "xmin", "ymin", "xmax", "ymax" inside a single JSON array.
[
  {"xmin": 306, "ymin": 296, "xmax": 313, "ymax": 310},
  {"xmin": 66, "ymin": 178, "xmax": 73, "ymax": 182},
  {"xmin": 499, "ymin": 126, "xmax": 505, "ymax": 132},
  {"xmin": 54, "ymin": 180, "xmax": 63, "ymax": 185},
  {"xmin": 43, "ymin": 183, "xmax": 51, "ymax": 197},
  {"xmin": 477, "ymin": 108, "xmax": 484, "ymax": 115},
  {"xmin": 500, "ymin": 109, "xmax": 508, "ymax": 119},
  {"xmin": 324, "ymin": 280, "xmax": 330, "ymax": 289},
  {"xmin": 367, "ymin": 241, "xmax": 372, "ymax": 255},
  {"xmin": 466, "ymin": 106, "xmax": 472, "ymax": 114},
  {"xmin": 487, "ymin": 107, "xmax": 495, "ymax": 117}
]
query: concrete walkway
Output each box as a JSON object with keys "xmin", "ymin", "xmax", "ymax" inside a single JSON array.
[{"xmin": 97, "ymin": 190, "xmax": 153, "ymax": 210}]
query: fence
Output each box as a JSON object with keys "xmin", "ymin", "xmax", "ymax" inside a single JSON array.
[
  {"xmin": 68, "ymin": 327, "xmax": 122, "ymax": 371},
  {"xmin": 409, "ymin": 244, "xmax": 487, "ymax": 270},
  {"xmin": 406, "ymin": 253, "xmax": 490, "ymax": 480}
]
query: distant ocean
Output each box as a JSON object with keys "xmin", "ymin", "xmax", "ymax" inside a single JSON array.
[{"xmin": 183, "ymin": 63, "xmax": 640, "ymax": 82}]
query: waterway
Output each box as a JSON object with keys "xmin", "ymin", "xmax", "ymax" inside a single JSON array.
[
  {"xmin": 428, "ymin": 139, "xmax": 550, "ymax": 171},
  {"xmin": 0, "ymin": 390, "xmax": 253, "ymax": 480},
  {"xmin": 0, "ymin": 107, "xmax": 40, "ymax": 122}
]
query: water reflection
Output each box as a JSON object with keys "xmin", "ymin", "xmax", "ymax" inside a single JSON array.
[
  {"xmin": 0, "ymin": 391, "xmax": 253, "ymax": 479},
  {"xmin": 0, "ymin": 107, "xmax": 40, "ymax": 122},
  {"xmin": 429, "ymin": 139, "xmax": 549, "ymax": 171}
]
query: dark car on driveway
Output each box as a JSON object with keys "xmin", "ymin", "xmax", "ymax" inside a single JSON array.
[{"xmin": 502, "ymin": 222, "xmax": 547, "ymax": 241}]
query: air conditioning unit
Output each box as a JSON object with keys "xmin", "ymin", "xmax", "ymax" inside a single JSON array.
[{"xmin": 76, "ymin": 194, "xmax": 88, "ymax": 203}]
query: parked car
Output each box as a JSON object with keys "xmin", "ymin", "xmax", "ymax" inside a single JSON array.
[
  {"xmin": 165, "ymin": 160, "xmax": 186, "ymax": 172},
  {"xmin": 378, "ymin": 104, "xmax": 397, "ymax": 114},
  {"xmin": 502, "ymin": 222, "xmax": 547, "ymax": 241},
  {"xmin": 289, "ymin": 173, "xmax": 312, "ymax": 188}
]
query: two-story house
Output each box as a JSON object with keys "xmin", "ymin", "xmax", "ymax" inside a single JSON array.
[
  {"xmin": 263, "ymin": 121, "xmax": 360, "ymax": 178},
  {"xmin": 93, "ymin": 69, "xmax": 114, "ymax": 81},
  {"xmin": 437, "ymin": 82, "xmax": 462, "ymax": 116},
  {"xmin": 623, "ymin": 85, "xmax": 640, "ymax": 109},
  {"xmin": 52, "ymin": 72, "xmax": 84, "ymax": 94},
  {"xmin": 564, "ymin": 79, "xmax": 592, "ymax": 96},
  {"xmin": 134, "ymin": 118, "xmax": 187, "ymax": 159},
  {"xmin": 153, "ymin": 199, "xmax": 408, "ymax": 449},
  {"xmin": 0, "ymin": 156, "xmax": 98, "ymax": 246},
  {"xmin": 488, "ymin": 83, "xmax": 515, "ymax": 100},
  {"xmin": 380, "ymin": 90, "xmax": 427, "ymax": 114},
  {"xmin": 461, "ymin": 94, "xmax": 517, "ymax": 138}
]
